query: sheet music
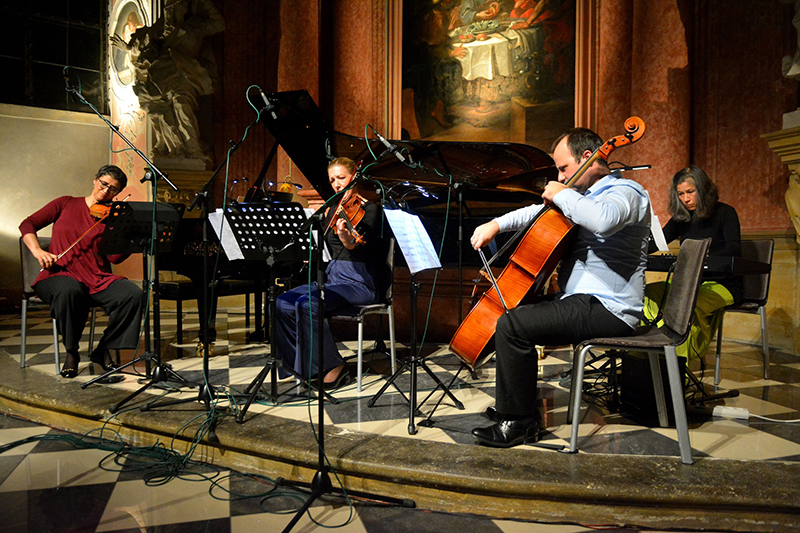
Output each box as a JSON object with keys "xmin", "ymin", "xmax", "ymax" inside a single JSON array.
[
  {"xmin": 304, "ymin": 208, "xmax": 330, "ymax": 262},
  {"xmin": 646, "ymin": 191, "xmax": 669, "ymax": 252},
  {"xmin": 209, "ymin": 209, "xmax": 244, "ymax": 260},
  {"xmin": 383, "ymin": 209, "xmax": 442, "ymax": 274}
]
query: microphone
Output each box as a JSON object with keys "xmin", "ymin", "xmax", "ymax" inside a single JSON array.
[
  {"xmin": 614, "ymin": 163, "xmax": 652, "ymax": 172},
  {"xmin": 258, "ymin": 88, "xmax": 277, "ymax": 119},
  {"xmin": 376, "ymin": 131, "xmax": 413, "ymax": 166}
]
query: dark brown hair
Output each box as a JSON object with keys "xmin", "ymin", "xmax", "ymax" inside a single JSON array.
[
  {"xmin": 551, "ymin": 128, "xmax": 609, "ymax": 171},
  {"xmin": 668, "ymin": 165, "xmax": 719, "ymax": 222},
  {"xmin": 95, "ymin": 164, "xmax": 128, "ymax": 189}
]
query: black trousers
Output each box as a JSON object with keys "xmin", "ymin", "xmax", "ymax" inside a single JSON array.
[
  {"xmin": 34, "ymin": 276, "xmax": 144, "ymax": 353},
  {"xmin": 494, "ymin": 293, "xmax": 633, "ymax": 418}
]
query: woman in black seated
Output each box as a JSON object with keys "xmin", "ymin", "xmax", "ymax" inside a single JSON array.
[
  {"xmin": 275, "ymin": 157, "xmax": 384, "ymax": 390},
  {"xmin": 645, "ymin": 164, "xmax": 741, "ymax": 360}
]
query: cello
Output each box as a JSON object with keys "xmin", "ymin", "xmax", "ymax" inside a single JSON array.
[{"xmin": 449, "ymin": 117, "xmax": 646, "ymax": 368}]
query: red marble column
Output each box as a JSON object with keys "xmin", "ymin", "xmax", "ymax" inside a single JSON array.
[{"xmin": 597, "ymin": 0, "xmax": 691, "ymax": 221}]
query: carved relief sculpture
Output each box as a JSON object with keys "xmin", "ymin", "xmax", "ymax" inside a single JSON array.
[{"xmin": 111, "ymin": 0, "xmax": 225, "ymax": 166}]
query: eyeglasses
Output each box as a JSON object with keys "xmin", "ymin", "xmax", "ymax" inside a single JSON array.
[{"xmin": 97, "ymin": 178, "xmax": 121, "ymax": 195}]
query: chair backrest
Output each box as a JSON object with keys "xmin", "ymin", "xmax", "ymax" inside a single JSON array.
[
  {"xmin": 740, "ymin": 239, "xmax": 773, "ymax": 306},
  {"xmin": 661, "ymin": 238, "xmax": 712, "ymax": 342},
  {"xmin": 20, "ymin": 236, "xmax": 49, "ymax": 297}
]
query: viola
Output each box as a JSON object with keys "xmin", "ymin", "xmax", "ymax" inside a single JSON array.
[
  {"xmin": 328, "ymin": 192, "xmax": 368, "ymax": 245},
  {"xmin": 449, "ymin": 117, "xmax": 646, "ymax": 368}
]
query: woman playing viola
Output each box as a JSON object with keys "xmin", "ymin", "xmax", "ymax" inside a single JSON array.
[
  {"xmin": 19, "ymin": 165, "xmax": 144, "ymax": 378},
  {"xmin": 275, "ymin": 157, "xmax": 386, "ymax": 390}
]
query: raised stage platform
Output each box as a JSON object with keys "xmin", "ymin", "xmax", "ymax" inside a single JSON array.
[{"xmin": 1, "ymin": 306, "xmax": 799, "ymax": 531}]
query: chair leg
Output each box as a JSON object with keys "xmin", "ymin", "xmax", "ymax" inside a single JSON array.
[
  {"xmin": 715, "ymin": 314, "xmax": 724, "ymax": 387},
  {"xmin": 664, "ymin": 346, "xmax": 694, "ymax": 465},
  {"xmin": 20, "ymin": 300, "xmax": 27, "ymax": 368},
  {"xmin": 89, "ymin": 307, "xmax": 97, "ymax": 354},
  {"xmin": 357, "ymin": 320, "xmax": 365, "ymax": 392},
  {"xmin": 88, "ymin": 307, "xmax": 97, "ymax": 375},
  {"xmin": 387, "ymin": 306, "xmax": 397, "ymax": 374},
  {"xmin": 567, "ymin": 345, "xmax": 590, "ymax": 453},
  {"xmin": 176, "ymin": 299, "xmax": 183, "ymax": 345},
  {"xmin": 245, "ymin": 293, "xmax": 251, "ymax": 330},
  {"xmin": 52, "ymin": 318, "xmax": 60, "ymax": 375},
  {"xmin": 759, "ymin": 306, "xmax": 770, "ymax": 380},
  {"xmin": 648, "ymin": 352, "xmax": 669, "ymax": 428}
]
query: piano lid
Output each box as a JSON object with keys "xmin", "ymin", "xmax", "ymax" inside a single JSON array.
[{"xmin": 258, "ymin": 90, "xmax": 556, "ymax": 215}]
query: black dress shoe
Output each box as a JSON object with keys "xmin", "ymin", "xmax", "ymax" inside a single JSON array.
[
  {"xmin": 485, "ymin": 405, "xmax": 501, "ymax": 422},
  {"xmin": 90, "ymin": 348, "xmax": 118, "ymax": 372},
  {"xmin": 472, "ymin": 418, "xmax": 543, "ymax": 448}
]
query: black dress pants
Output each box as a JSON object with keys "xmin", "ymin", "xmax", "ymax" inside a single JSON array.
[
  {"xmin": 494, "ymin": 293, "xmax": 633, "ymax": 418},
  {"xmin": 34, "ymin": 276, "xmax": 144, "ymax": 353}
]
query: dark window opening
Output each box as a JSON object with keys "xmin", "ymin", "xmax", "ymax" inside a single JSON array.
[{"xmin": 0, "ymin": 2, "xmax": 107, "ymax": 114}]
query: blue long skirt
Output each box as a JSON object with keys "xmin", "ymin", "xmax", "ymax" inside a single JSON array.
[{"xmin": 275, "ymin": 260, "xmax": 377, "ymax": 379}]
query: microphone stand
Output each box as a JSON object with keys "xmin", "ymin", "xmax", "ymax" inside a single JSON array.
[
  {"xmin": 67, "ymin": 79, "xmax": 196, "ymax": 410},
  {"xmin": 277, "ymin": 181, "xmax": 415, "ymax": 533},
  {"xmin": 139, "ymin": 115, "xmax": 267, "ymax": 441}
]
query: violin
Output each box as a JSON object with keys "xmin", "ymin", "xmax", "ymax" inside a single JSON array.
[
  {"xmin": 89, "ymin": 202, "xmax": 112, "ymax": 219},
  {"xmin": 327, "ymin": 192, "xmax": 368, "ymax": 245},
  {"xmin": 48, "ymin": 196, "xmax": 129, "ymax": 268}
]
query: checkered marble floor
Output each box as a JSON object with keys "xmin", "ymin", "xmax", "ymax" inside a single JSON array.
[
  {"xmin": 2, "ymin": 305, "xmax": 800, "ymax": 530},
  {"xmin": 3, "ymin": 305, "xmax": 800, "ymax": 459}
]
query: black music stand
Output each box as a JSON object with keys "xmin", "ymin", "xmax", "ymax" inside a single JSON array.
[
  {"xmin": 213, "ymin": 202, "xmax": 337, "ymax": 422},
  {"xmin": 367, "ymin": 209, "xmax": 463, "ymax": 434},
  {"xmin": 274, "ymin": 202, "xmax": 414, "ymax": 533},
  {"xmin": 81, "ymin": 202, "xmax": 193, "ymax": 408}
]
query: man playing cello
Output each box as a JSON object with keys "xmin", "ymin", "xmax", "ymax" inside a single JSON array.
[{"xmin": 469, "ymin": 127, "xmax": 651, "ymax": 447}]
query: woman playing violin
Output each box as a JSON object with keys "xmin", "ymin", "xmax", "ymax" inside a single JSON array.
[
  {"xmin": 19, "ymin": 165, "xmax": 144, "ymax": 378},
  {"xmin": 469, "ymin": 128, "xmax": 652, "ymax": 448},
  {"xmin": 275, "ymin": 157, "xmax": 386, "ymax": 390}
]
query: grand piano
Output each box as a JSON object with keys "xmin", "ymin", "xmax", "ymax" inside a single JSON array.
[
  {"xmin": 258, "ymin": 90, "xmax": 556, "ymax": 264},
  {"xmin": 256, "ymin": 90, "xmax": 558, "ymax": 341},
  {"xmin": 160, "ymin": 90, "xmax": 557, "ymax": 343}
]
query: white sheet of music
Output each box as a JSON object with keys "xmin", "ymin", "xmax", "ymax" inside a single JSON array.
[
  {"xmin": 304, "ymin": 208, "xmax": 331, "ymax": 262},
  {"xmin": 646, "ymin": 191, "xmax": 670, "ymax": 252},
  {"xmin": 383, "ymin": 209, "xmax": 442, "ymax": 275},
  {"xmin": 209, "ymin": 209, "xmax": 244, "ymax": 260}
]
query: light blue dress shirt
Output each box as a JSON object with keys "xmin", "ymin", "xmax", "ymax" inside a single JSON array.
[{"xmin": 493, "ymin": 173, "xmax": 651, "ymax": 329}]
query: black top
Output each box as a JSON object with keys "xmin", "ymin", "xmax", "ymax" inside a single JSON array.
[
  {"xmin": 323, "ymin": 200, "xmax": 382, "ymax": 263},
  {"xmin": 323, "ymin": 200, "xmax": 390, "ymax": 294},
  {"xmin": 656, "ymin": 202, "xmax": 742, "ymax": 303}
]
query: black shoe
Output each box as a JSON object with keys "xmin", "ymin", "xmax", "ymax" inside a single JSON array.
[
  {"xmin": 90, "ymin": 348, "xmax": 118, "ymax": 372},
  {"xmin": 472, "ymin": 418, "xmax": 543, "ymax": 448},
  {"xmin": 59, "ymin": 367, "xmax": 78, "ymax": 379},
  {"xmin": 324, "ymin": 366, "xmax": 351, "ymax": 391},
  {"xmin": 60, "ymin": 351, "xmax": 79, "ymax": 379},
  {"xmin": 485, "ymin": 405, "xmax": 501, "ymax": 422}
]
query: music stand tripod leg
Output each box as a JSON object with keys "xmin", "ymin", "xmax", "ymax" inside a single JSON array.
[
  {"xmin": 417, "ymin": 362, "xmax": 466, "ymax": 428},
  {"xmin": 367, "ymin": 358, "xmax": 412, "ymax": 407}
]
